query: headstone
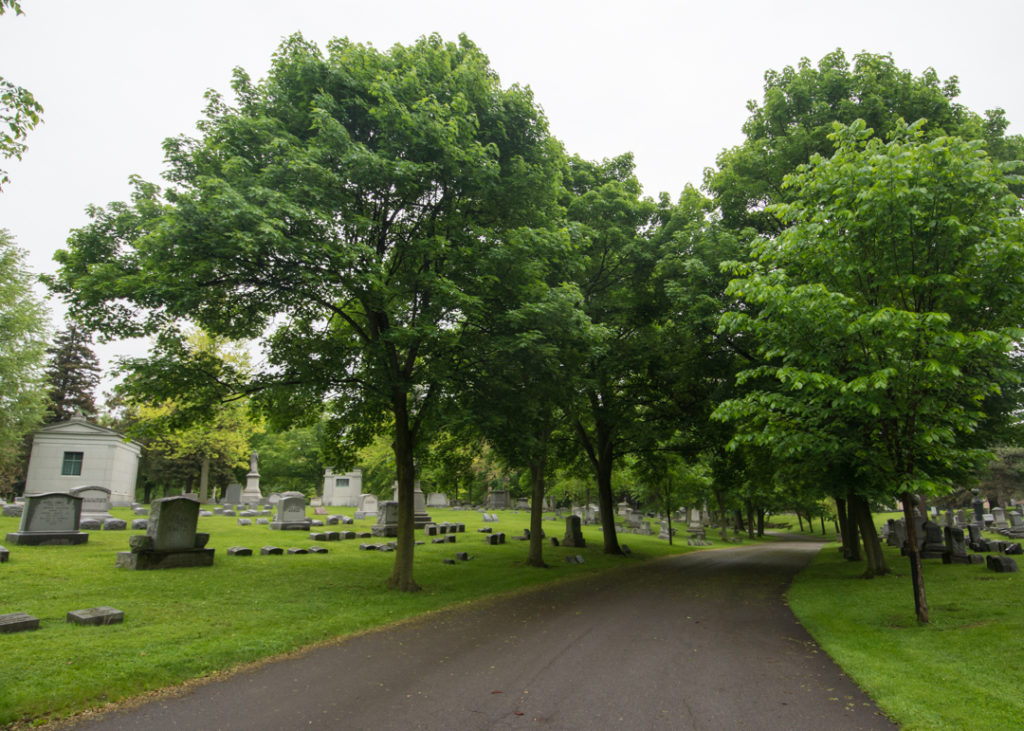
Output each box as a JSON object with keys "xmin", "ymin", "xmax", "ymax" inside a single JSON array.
[
  {"xmin": 955, "ymin": 509, "xmax": 967, "ymax": 527},
  {"xmin": 0, "ymin": 612, "xmax": 39, "ymax": 634},
  {"xmin": 354, "ymin": 493, "xmax": 379, "ymax": 520},
  {"xmin": 270, "ymin": 494, "xmax": 312, "ymax": 531},
  {"xmin": 371, "ymin": 500, "xmax": 399, "ymax": 538},
  {"xmin": 308, "ymin": 545, "xmax": 328, "ymax": 554},
  {"xmin": 993, "ymin": 507, "xmax": 1009, "ymax": 531},
  {"xmin": 237, "ymin": 518, "xmax": 252, "ymax": 526},
  {"xmin": 920, "ymin": 521, "xmax": 946, "ymax": 559},
  {"xmin": 223, "ymin": 483, "xmax": 243, "ymax": 505},
  {"xmin": 485, "ymin": 490, "xmax": 510, "ymax": 510},
  {"xmin": 314, "ymin": 506, "xmax": 328, "ymax": 515},
  {"xmin": 0, "ymin": 545, "xmax": 9, "ymax": 563},
  {"xmin": 242, "ymin": 451, "xmax": 262, "ymax": 506},
  {"xmin": 391, "ymin": 482, "xmax": 432, "ymax": 527},
  {"xmin": 260, "ymin": 545, "xmax": 284, "ymax": 555},
  {"xmin": 70, "ymin": 485, "xmax": 113, "ymax": 522},
  {"xmin": 115, "ymin": 495, "xmax": 214, "ymax": 570},
  {"xmin": 66, "ymin": 607, "xmax": 123, "ymax": 626},
  {"xmin": 515, "ymin": 497, "xmax": 529, "ymax": 510},
  {"xmin": 102, "ymin": 518, "xmax": 127, "ymax": 531},
  {"xmin": 287, "ymin": 547, "xmax": 308, "ymax": 554},
  {"xmin": 227, "ymin": 546, "xmax": 252, "ymax": 556},
  {"xmin": 942, "ymin": 526, "xmax": 981, "ymax": 564},
  {"xmin": 5, "ymin": 492, "xmax": 88, "ymax": 545},
  {"xmin": 986, "ymin": 555, "xmax": 1018, "ymax": 573},
  {"xmin": 80, "ymin": 518, "xmax": 102, "ymax": 530},
  {"xmin": 562, "ymin": 515, "xmax": 586, "ymax": 548},
  {"xmin": 426, "ymin": 492, "xmax": 449, "ymax": 509},
  {"xmin": 1004, "ymin": 542, "xmax": 1023, "ymax": 555}
]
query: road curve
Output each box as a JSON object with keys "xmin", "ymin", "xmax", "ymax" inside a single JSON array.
[{"xmin": 69, "ymin": 536, "xmax": 896, "ymax": 730}]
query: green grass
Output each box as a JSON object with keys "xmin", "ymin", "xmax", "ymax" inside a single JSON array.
[
  {"xmin": 787, "ymin": 523, "xmax": 1024, "ymax": 731},
  {"xmin": 0, "ymin": 507, "xmax": 695, "ymax": 727}
]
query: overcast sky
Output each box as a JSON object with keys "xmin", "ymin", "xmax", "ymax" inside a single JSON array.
[{"xmin": 2, "ymin": 0, "xmax": 1023, "ymax": 379}]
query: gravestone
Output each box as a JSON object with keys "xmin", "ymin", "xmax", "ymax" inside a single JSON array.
[
  {"xmin": 942, "ymin": 526, "xmax": 982, "ymax": 565},
  {"xmin": 223, "ymin": 483, "xmax": 243, "ymax": 505},
  {"xmin": 131, "ymin": 519, "xmax": 148, "ymax": 530},
  {"xmin": 391, "ymin": 482, "xmax": 432, "ymax": 527},
  {"xmin": 1, "ymin": 504, "xmax": 22, "ymax": 518},
  {"xmin": 426, "ymin": 492, "xmax": 449, "ymax": 509},
  {"xmin": 986, "ymin": 555, "xmax": 1018, "ymax": 573},
  {"xmin": 485, "ymin": 489, "xmax": 510, "ymax": 510},
  {"xmin": 992, "ymin": 507, "xmax": 1009, "ymax": 531},
  {"xmin": 0, "ymin": 612, "xmax": 39, "ymax": 634},
  {"xmin": 1007, "ymin": 512, "xmax": 1024, "ymax": 538},
  {"xmin": 955, "ymin": 509, "xmax": 967, "ymax": 527},
  {"xmin": 5, "ymin": 492, "xmax": 88, "ymax": 545},
  {"xmin": 354, "ymin": 493, "xmax": 379, "ymax": 520},
  {"xmin": 562, "ymin": 515, "xmax": 586, "ymax": 548},
  {"xmin": 66, "ymin": 607, "xmax": 123, "ymax": 626},
  {"xmin": 227, "ymin": 546, "xmax": 252, "ymax": 556},
  {"xmin": 70, "ymin": 485, "xmax": 114, "ymax": 522},
  {"xmin": 242, "ymin": 451, "xmax": 262, "ymax": 506},
  {"xmin": 115, "ymin": 495, "xmax": 214, "ymax": 569},
  {"xmin": 270, "ymin": 494, "xmax": 312, "ymax": 531},
  {"xmin": 103, "ymin": 518, "xmax": 127, "ymax": 531},
  {"xmin": 371, "ymin": 500, "xmax": 399, "ymax": 538},
  {"xmin": 515, "ymin": 497, "xmax": 529, "ymax": 510},
  {"xmin": 0, "ymin": 545, "xmax": 8, "ymax": 562}
]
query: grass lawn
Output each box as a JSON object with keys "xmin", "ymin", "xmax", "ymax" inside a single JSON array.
[
  {"xmin": 0, "ymin": 507, "xmax": 695, "ymax": 727},
  {"xmin": 787, "ymin": 515, "xmax": 1024, "ymax": 731}
]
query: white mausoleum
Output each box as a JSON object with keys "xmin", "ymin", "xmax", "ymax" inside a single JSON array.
[
  {"xmin": 321, "ymin": 467, "xmax": 363, "ymax": 507},
  {"xmin": 24, "ymin": 411, "xmax": 141, "ymax": 507}
]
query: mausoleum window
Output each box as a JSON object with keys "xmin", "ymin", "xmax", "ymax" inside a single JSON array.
[
  {"xmin": 61, "ymin": 451, "xmax": 84, "ymax": 476},
  {"xmin": 336, "ymin": 478, "xmax": 349, "ymax": 487}
]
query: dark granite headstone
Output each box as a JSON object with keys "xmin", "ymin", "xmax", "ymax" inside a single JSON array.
[
  {"xmin": 986, "ymin": 555, "xmax": 1018, "ymax": 573},
  {"xmin": 562, "ymin": 515, "xmax": 586, "ymax": 548},
  {"xmin": 287, "ymin": 547, "xmax": 308, "ymax": 554},
  {"xmin": 116, "ymin": 496, "xmax": 214, "ymax": 570},
  {"xmin": 227, "ymin": 546, "xmax": 253, "ymax": 556},
  {"xmin": 0, "ymin": 545, "xmax": 8, "ymax": 562},
  {"xmin": 308, "ymin": 545, "xmax": 328, "ymax": 554},
  {"xmin": 103, "ymin": 519, "xmax": 127, "ymax": 531},
  {"xmin": 260, "ymin": 546, "xmax": 284, "ymax": 555}
]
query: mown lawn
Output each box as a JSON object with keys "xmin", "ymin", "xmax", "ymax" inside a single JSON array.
[
  {"xmin": 787, "ymin": 517, "xmax": 1024, "ymax": 731},
  {"xmin": 0, "ymin": 507, "xmax": 694, "ymax": 727}
]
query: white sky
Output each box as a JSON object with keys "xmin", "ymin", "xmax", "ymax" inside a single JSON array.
[{"xmin": 2, "ymin": 0, "xmax": 1023, "ymax": 382}]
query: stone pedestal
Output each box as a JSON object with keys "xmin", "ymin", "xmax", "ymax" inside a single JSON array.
[{"xmin": 241, "ymin": 471, "xmax": 262, "ymax": 506}]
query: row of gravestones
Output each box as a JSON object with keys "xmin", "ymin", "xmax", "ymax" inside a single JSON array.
[{"xmin": 883, "ymin": 518, "xmax": 1020, "ymax": 573}]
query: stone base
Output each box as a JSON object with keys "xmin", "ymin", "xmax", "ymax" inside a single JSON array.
[
  {"xmin": 371, "ymin": 524, "xmax": 398, "ymax": 537},
  {"xmin": 354, "ymin": 511, "xmax": 378, "ymax": 520},
  {"xmin": 269, "ymin": 521, "xmax": 311, "ymax": 531},
  {"xmin": 5, "ymin": 531, "xmax": 89, "ymax": 546},
  {"xmin": 0, "ymin": 612, "xmax": 38, "ymax": 634},
  {"xmin": 116, "ymin": 548, "xmax": 215, "ymax": 570},
  {"xmin": 67, "ymin": 607, "xmax": 124, "ymax": 625}
]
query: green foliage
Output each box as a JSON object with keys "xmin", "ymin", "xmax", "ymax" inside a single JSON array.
[
  {"xmin": 706, "ymin": 49, "xmax": 1024, "ymax": 234},
  {"xmin": 0, "ymin": 0, "xmax": 43, "ymax": 189},
  {"xmin": 249, "ymin": 424, "xmax": 322, "ymax": 496},
  {"xmin": 718, "ymin": 118, "xmax": 1024, "ymax": 514},
  {"xmin": 43, "ymin": 322, "xmax": 101, "ymax": 422},
  {"xmin": 0, "ymin": 230, "xmax": 48, "ymax": 492}
]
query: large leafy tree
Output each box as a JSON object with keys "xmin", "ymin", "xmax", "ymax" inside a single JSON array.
[
  {"xmin": 706, "ymin": 49, "xmax": 1024, "ymax": 234},
  {"xmin": 0, "ymin": 229, "xmax": 48, "ymax": 493},
  {"xmin": 50, "ymin": 33, "xmax": 562, "ymax": 591},
  {"xmin": 44, "ymin": 322, "xmax": 101, "ymax": 422},
  {"xmin": 562, "ymin": 153, "xmax": 667, "ymax": 555},
  {"xmin": 715, "ymin": 121, "xmax": 1024, "ymax": 623}
]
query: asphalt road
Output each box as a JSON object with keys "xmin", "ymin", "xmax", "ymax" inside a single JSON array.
[{"xmin": 69, "ymin": 536, "xmax": 896, "ymax": 730}]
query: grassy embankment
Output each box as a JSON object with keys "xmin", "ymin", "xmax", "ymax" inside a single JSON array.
[
  {"xmin": 0, "ymin": 507, "xmax": 696, "ymax": 727},
  {"xmin": 786, "ymin": 511, "xmax": 1024, "ymax": 730}
]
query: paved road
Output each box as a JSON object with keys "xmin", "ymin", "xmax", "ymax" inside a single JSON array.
[{"xmin": 70, "ymin": 536, "xmax": 896, "ymax": 730}]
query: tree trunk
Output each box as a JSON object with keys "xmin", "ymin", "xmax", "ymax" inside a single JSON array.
[
  {"xmin": 850, "ymin": 493, "xmax": 889, "ymax": 577},
  {"xmin": 745, "ymin": 500, "xmax": 755, "ymax": 539},
  {"xmin": 527, "ymin": 455, "xmax": 548, "ymax": 567},
  {"xmin": 734, "ymin": 509, "xmax": 745, "ymax": 534},
  {"xmin": 199, "ymin": 458, "xmax": 210, "ymax": 504},
  {"xmin": 594, "ymin": 421, "xmax": 623, "ymax": 555},
  {"xmin": 665, "ymin": 490, "xmax": 674, "ymax": 547},
  {"xmin": 757, "ymin": 509, "xmax": 765, "ymax": 537},
  {"xmin": 387, "ymin": 393, "xmax": 421, "ymax": 592},
  {"xmin": 835, "ymin": 496, "xmax": 851, "ymax": 556},
  {"xmin": 901, "ymin": 491, "xmax": 929, "ymax": 623},
  {"xmin": 797, "ymin": 513, "xmax": 804, "ymax": 532},
  {"xmin": 844, "ymin": 493, "xmax": 861, "ymax": 561}
]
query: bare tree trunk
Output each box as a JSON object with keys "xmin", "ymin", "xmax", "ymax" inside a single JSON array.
[
  {"xmin": 593, "ymin": 420, "xmax": 622, "ymax": 555},
  {"xmin": 387, "ymin": 393, "xmax": 421, "ymax": 592},
  {"xmin": 844, "ymin": 493, "xmax": 861, "ymax": 562},
  {"xmin": 901, "ymin": 491, "xmax": 929, "ymax": 623},
  {"xmin": 835, "ymin": 496, "xmax": 851, "ymax": 556},
  {"xmin": 526, "ymin": 455, "xmax": 548, "ymax": 568},
  {"xmin": 757, "ymin": 510, "xmax": 765, "ymax": 537},
  {"xmin": 797, "ymin": 513, "xmax": 804, "ymax": 532},
  {"xmin": 851, "ymin": 493, "xmax": 889, "ymax": 577},
  {"xmin": 746, "ymin": 500, "xmax": 755, "ymax": 539}
]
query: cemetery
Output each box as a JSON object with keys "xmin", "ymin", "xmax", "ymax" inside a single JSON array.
[{"xmin": 3, "ymin": 499, "xmax": 1024, "ymax": 728}]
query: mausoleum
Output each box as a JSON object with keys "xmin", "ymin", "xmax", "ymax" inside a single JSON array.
[
  {"xmin": 321, "ymin": 468, "xmax": 363, "ymax": 507},
  {"xmin": 24, "ymin": 411, "xmax": 140, "ymax": 507}
]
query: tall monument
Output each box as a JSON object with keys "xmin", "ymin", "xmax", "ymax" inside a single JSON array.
[{"xmin": 241, "ymin": 451, "xmax": 262, "ymax": 506}]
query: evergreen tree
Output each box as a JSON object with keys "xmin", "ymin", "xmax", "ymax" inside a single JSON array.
[{"xmin": 44, "ymin": 323, "xmax": 100, "ymax": 422}]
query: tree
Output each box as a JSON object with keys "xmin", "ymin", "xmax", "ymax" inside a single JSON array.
[
  {"xmin": 715, "ymin": 121, "xmax": 1024, "ymax": 623},
  {"xmin": 117, "ymin": 331, "xmax": 261, "ymax": 503},
  {"xmin": 250, "ymin": 425, "xmax": 322, "ymax": 497},
  {"xmin": 705, "ymin": 49, "xmax": 1024, "ymax": 235},
  {"xmin": 561, "ymin": 153, "xmax": 668, "ymax": 555},
  {"xmin": 0, "ymin": 230, "xmax": 48, "ymax": 494},
  {"xmin": 50, "ymin": 33, "xmax": 563, "ymax": 591},
  {"xmin": 0, "ymin": 1, "xmax": 44, "ymax": 189},
  {"xmin": 44, "ymin": 322, "xmax": 101, "ymax": 422}
]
